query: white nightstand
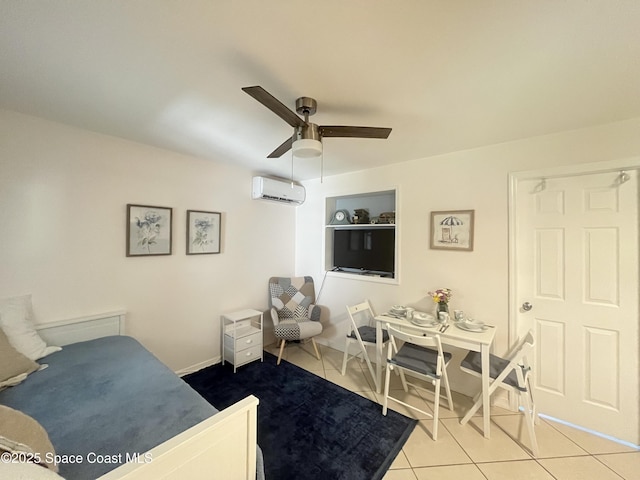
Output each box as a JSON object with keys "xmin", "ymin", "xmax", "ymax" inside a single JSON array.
[{"xmin": 221, "ymin": 309, "xmax": 264, "ymax": 372}]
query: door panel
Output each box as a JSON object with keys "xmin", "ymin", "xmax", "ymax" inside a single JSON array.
[
  {"xmin": 536, "ymin": 320, "xmax": 565, "ymax": 395},
  {"xmin": 584, "ymin": 327, "xmax": 618, "ymax": 409},
  {"xmin": 513, "ymin": 167, "xmax": 638, "ymax": 445},
  {"xmin": 584, "ymin": 228, "xmax": 618, "ymax": 305},
  {"xmin": 536, "ymin": 228, "xmax": 564, "ymax": 299}
]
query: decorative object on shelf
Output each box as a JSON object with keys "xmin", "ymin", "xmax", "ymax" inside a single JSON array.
[
  {"xmin": 430, "ymin": 210, "xmax": 475, "ymax": 251},
  {"xmin": 352, "ymin": 208, "xmax": 370, "ymax": 224},
  {"xmin": 378, "ymin": 211, "xmax": 396, "ymax": 224},
  {"xmin": 330, "ymin": 209, "xmax": 352, "ymax": 225},
  {"xmin": 429, "ymin": 288, "xmax": 452, "ymax": 318},
  {"xmin": 186, "ymin": 210, "xmax": 221, "ymax": 255},
  {"xmin": 126, "ymin": 204, "xmax": 172, "ymax": 256}
]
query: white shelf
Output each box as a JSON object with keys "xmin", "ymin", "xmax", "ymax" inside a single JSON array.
[
  {"xmin": 225, "ymin": 324, "xmax": 261, "ymax": 339},
  {"xmin": 326, "ymin": 223, "xmax": 395, "ymax": 229}
]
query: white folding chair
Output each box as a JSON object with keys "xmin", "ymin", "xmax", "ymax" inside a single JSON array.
[
  {"xmin": 341, "ymin": 300, "xmax": 389, "ymax": 390},
  {"xmin": 382, "ymin": 323, "xmax": 453, "ymax": 440},
  {"xmin": 459, "ymin": 329, "xmax": 539, "ymax": 456}
]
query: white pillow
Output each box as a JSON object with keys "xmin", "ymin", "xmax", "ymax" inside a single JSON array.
[{"xmin": 0, "ymin": 295, "xmax": 61, "ymax": 361}]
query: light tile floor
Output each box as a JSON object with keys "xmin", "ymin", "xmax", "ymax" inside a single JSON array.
[{"xmin": 265, "ymin": 342, "xmax": 640, "ymax": 480}]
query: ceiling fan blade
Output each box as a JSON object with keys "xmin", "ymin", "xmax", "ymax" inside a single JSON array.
[
  {"xmin": 242, "ymin": 86, "xmax": 306, "ymax": 128},
  {"xmin": 318, "ymin": 126, "xmax": 392, "ymax": 139},
  {"xmin": 267, "ymin": 136, "xmax": 294, "ymax": 158}
]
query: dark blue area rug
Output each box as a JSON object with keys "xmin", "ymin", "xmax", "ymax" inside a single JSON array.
[{"xmin": 183, "ymin": 352, "xmax": 417, "ymax": 480}]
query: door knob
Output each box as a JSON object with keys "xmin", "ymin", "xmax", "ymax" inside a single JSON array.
[{"xmin": 522, "ymin": 302, "xmax": 533, "ymax": 311}]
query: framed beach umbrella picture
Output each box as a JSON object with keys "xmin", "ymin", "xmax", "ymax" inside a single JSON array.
[{"xmin": 430, "ymin": 210, "xmax": 474, "ymax": 251}]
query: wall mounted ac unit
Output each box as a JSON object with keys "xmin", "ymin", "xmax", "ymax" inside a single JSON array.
[{"xmin": 251, "ymin": 176, "xmax": 306, "ymax": 205}]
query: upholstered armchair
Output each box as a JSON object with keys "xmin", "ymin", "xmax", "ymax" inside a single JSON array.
[{"xmin": 268, "ymin": 276, "xmax": 324, "ymax": 365}]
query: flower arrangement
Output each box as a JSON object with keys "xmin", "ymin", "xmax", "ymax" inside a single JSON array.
[{"xmin": 429, "ymin": 288, "xmax": 452, "ymax": 304}]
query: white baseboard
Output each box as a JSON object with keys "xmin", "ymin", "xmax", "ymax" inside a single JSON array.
[{"xmin": 175, "ymin": 356, "xmax": 220, "ymax": 377}]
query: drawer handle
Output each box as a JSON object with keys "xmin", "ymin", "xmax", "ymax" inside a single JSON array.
[
  {"xmin": 245, "ymin": 351, "xmax": 253, "ymax": 357},
  {"xmin": 245, "ymin": 339, "xmax": 253, "ymax": 344}
]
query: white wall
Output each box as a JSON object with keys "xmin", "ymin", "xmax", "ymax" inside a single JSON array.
[
  {"xmin": 296, "ymin": 117, "xmax": 640, "ymax": 392},
  {"xmin": 0, "ymin": 109, "xmax": 296, "ymax": 371}
]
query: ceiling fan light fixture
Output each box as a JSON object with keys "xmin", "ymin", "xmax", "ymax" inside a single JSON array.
[{"xmin": 292, "ymin": 138, "xmax": 322, "ymax": 158}]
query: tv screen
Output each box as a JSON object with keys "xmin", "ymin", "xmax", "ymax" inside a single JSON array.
[{"xmin": 333, "ymin": 228, "xmax": 395, "ymax": 275}]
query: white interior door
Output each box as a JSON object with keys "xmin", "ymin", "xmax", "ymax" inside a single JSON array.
[{"xmin": 511, "ymin": 164, "xmax": 639, "ymax": 445}]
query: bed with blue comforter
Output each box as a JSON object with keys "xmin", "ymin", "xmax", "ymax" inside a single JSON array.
[{"xmin": 0, "ymin": 335, "xmax": 264, "ymax": 479}]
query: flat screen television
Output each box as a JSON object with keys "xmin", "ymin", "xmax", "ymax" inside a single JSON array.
[{"xmin": 332, "ymin": 228, "xmax": 395, "ymax": 276}]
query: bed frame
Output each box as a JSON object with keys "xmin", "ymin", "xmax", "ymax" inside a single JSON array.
[{"xmin": 35, "ymin": 311, "xmax": 259, "ymax": 480}]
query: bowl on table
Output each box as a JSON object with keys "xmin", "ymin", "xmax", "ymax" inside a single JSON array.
[
  {"xmin": 410, "ymin": 311, "xmax": 438, "ymax": 326},
  {"xmin": 455, "ymin": 318, "xmax": 488, "ymax": 332},
  {"xmin": 390, "ymin": 305, "xmax": 407, "ymax": 316}
]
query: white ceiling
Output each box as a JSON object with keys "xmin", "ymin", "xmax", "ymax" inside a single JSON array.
[{"xmin": 2, "ymin": 1, "xmax": 640, "ymax": 180}]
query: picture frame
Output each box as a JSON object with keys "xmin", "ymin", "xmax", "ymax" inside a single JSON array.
[
  {"xmin": 126, "ymin": 204, "xmax": 172, "ymax": 256},
  {"xmin": 186, "ymin": 210, "xmax": 221, "ymax": 255},
  {"xmin": 430, "ymin": 210, "xmax": 475, "ymax": 251}
]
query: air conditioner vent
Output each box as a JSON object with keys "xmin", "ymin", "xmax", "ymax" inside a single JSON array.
[{"xmin": 251, "ymin": 176, "xmax": 305, "ymax": 205}]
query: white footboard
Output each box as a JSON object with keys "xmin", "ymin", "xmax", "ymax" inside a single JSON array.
[{"xmin": 98, "ymin": 395, "xmax": 259, "ymax": 480}]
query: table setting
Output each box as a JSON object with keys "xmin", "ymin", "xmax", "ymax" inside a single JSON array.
[
  {"xmin": 375, "ymin": 289, "xmax": 498, "ymax": 438},
  {"xmin": 383, "ymin": 304, "xmax": 493, "ymax": 334}
]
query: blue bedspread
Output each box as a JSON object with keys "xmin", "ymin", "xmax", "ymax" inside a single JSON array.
[{"xmin": 0, "ymin": 336, "xmax": 264, "ymax": 480}]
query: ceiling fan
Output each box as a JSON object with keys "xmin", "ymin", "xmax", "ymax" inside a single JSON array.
[{"xmin": 242, "ymin": 86, "xmax": 392, "ymax": 159}]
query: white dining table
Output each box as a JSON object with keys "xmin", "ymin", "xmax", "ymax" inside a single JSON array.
[{"xmin": 374, "ymin": 313, "xmax": 497, "ymax": 438}]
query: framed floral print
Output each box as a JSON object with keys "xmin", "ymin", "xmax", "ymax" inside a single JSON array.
[
  {"xmin": 186, "ymin": 210, "xmax": 221, "ymax": 255},
  {"xmin": 430, "ymin": 210, "xmax": 474, "ymax": 251},
  {"xmin": 126, "ymin": 204, "xmax": 172, "ymax": 256}
]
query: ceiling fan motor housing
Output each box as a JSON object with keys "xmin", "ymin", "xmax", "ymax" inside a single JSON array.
[
  {"xmin": 294, "ymin": 97, "xmax": 322, "ymax": 157},
  {"xmin": 295, "ymin": 97, "xmax": 317, "ymax": 117},
  {"xmin": 295, "ymin": 122, "xmax": 320, "ymax": 141}
]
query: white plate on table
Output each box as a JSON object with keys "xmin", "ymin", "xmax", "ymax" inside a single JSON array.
[
  {"xmin": 455, "ymin": 320, "xmax": 489, "ymax": 332},
  {"xmin": 410, "ymin": 312, "xmax": 438, "ymax": 327}
]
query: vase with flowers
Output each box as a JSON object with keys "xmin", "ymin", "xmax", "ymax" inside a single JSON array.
[{"xmin": 429, "ymin": 288, "xmax": 452, "ymax": 319}]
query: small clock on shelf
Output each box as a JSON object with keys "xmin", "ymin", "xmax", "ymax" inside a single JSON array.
[{"xmin": 330, "ymin": 209, "xmax": 351, "ymax": 225}]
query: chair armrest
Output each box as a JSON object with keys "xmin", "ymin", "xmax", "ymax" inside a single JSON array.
[
  {"xmin": 309, "ymin": 304, "xmax": 322, "ymax": 322},
  {"xmin": 269, "ymin": 307, "xmax": 280, "ymax": 326}
]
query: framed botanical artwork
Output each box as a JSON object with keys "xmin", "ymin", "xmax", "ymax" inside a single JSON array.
[
  {"xmin": 126, "ymin": 204, "xmax": 172, "ymax": 256},
  {"xmin": 186, "ymin": 210, "xmax": 221, "ymax": 255},
  {"xmin": 430, "ymin": 210, "xmax": 475, "ymax": 251}
]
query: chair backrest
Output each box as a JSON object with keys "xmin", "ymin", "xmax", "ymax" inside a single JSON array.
[
  {"xmin": 268, "ymin": 276, "xmax": 318, "ymax": 320},
  {"xmin": 385, "ymin": 323, "xmax": 446, "ymax": 375},
  {"xmin": 346, "ymin": 300, "xmax": 376, "ymax": 330},
  {"xmin": 495, "ymin": 330, "xmax": 535, "ymax": 389},
  {"xmin": 504, "ymin": 330, "xmax": 535, "ymax": 366}
]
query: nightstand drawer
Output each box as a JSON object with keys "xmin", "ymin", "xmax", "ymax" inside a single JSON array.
[
  {"xmin": 235, "ymin": 331, "xmax": 262, "ymax": 351},
  {"xmin": 235, "ymin": 345, "xmax": 263, "ymax": 366}
]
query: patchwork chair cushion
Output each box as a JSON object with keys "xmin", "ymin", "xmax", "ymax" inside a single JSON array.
[{"xmin": 274, "ymin": 318, "xmax": 323, "ymax": 340}]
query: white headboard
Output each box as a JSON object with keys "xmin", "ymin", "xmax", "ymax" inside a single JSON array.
[{"xmin": 35, "ymin": 310, "xmax": 126, "ymax": 347}]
